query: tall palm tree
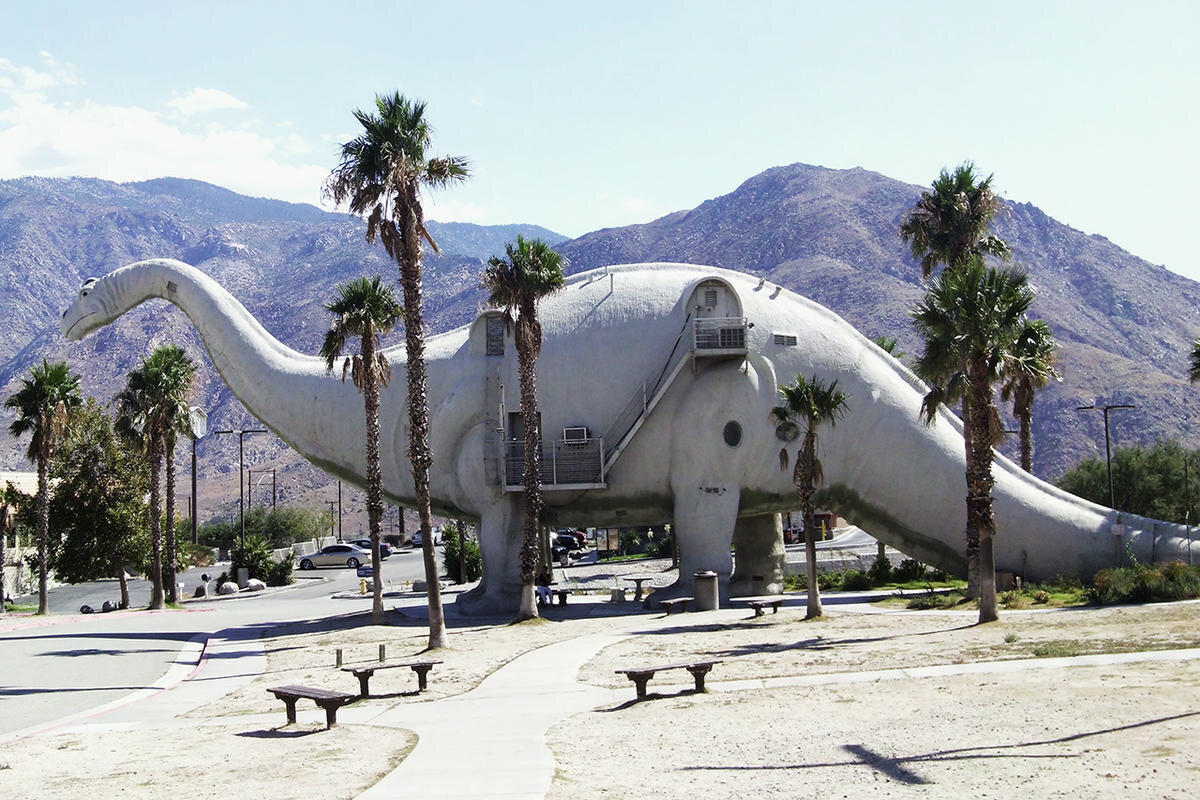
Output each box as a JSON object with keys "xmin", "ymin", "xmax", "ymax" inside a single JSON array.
[
  {"xmin": 115, "ymin": 348, "xmax": 192, "ymax": 610},
  {"xmin": 5, "ymin": 359, "xmax": 82, "ymax": 614},
  {"xmin": 483, "ymin": 236, "xmax": 567, "ymax": 620},
  {"xmin": 912, "ymin": 261, "xmax": 1034, "ymax": 623},
  {"xmin": 145, "ymin": 346, "xmax": 196, "ymax": 604},
  {"xmin": 326, "ymin": 92, "xmax": 468, "ymax": 649},
  {"xmin": 902, "ymin": 162, "xmax": 1013, "ymax": 597},
  {"xmin": 1001, "ymin": 319, "xmax": 1060, "ymax": 473},
  {"xmin": 900, "ymin": 162, "xmax": 1011, "ymax": 278},
  {"xmin": 321, "ymin": 276, "xmax": 401, "ymax": 625},
  {"xmin": 771, "ymin": 374, "xmax": 848, "ymax": 619}
]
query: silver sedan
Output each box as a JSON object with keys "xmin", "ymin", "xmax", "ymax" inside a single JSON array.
[{"xmin": 297, "ymin": 543, "xmax": 374, "ymax": 570}]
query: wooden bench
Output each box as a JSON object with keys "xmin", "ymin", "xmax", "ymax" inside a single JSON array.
[
  {"xmin": 267, "ymin": 684, "xmax": 357, "ymax": 729},
  {"xmin": 615, "ymin": 660, "xmax": 722, "ymax": 699},
  {"xmin": 553, "ymin": 588, "xmax": 571, "ymax": 605},
  {"xmin": 340, "ymin": 660, "xmax": 443, "ymax": 698},
  {"xmin": 659, "ymin": 597, "xmax": 694, "ymax": 614},
  {"xmin": 744, "ymin": 596, "xmax": 786, "ymax": 617}
]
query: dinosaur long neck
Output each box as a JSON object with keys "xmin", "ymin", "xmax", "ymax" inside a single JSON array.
[{"xmin": 107, "ymin": 259, "xmax": 361, "ymax": 472}]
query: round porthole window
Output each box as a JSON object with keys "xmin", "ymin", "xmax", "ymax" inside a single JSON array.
[{"xmin": 722, "ymin": 420, "xmax": 742, "ymax": 447}]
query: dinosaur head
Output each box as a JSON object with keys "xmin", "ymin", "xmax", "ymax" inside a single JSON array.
[{"xmin": 61, "ymin": 275, "xmax": 108, "ymax": 341}]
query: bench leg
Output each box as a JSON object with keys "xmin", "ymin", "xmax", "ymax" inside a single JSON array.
[
  {"xmin": 557, "ymin": 592, "xmax": 568, "ymax": 606},
  {"xmin": 752, "ymin": 605, "xmax": 765, "ymax": 617},
  {"xmin": 282, "ymin": 697, "xmax": 298, "ymax": 725},
  {"xmin": 771, "ymin": 603, "xmax": 780, "ymax": 614},
  {"xmin": 630, "ymin": 673, "xmax": 654, "ymax": 699},
  {"xmin": 412, "ymin": 664, "xmax": 433, "ymax": 691},
  {"xmin": 320, "ymin": 701, "xmax": 339, "ymax": 729},
  {"xmin": 356, "ymin": 672, "xmax": 372, "ymax": 698},
  {"xmin": 686, "ymin": 664, "xmax": 714, "ymax": 693}
]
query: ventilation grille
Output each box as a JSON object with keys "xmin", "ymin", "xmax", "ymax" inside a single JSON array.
[
  {"xmin": 704, "ymin": 288, "xmax": 718, "ymax": 307},
  {"xmin": 773, "ymin": 333, "xmax": 798, "ymax": 346}
]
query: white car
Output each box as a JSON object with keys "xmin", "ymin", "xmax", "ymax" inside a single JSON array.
[{"xmin": 297, "ymin": 543, "xmax": 373, "ymax": 570}]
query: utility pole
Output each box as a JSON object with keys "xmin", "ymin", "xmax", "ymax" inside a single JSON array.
[
  {"xmin": 1075, "ymin": 404, "xmax": 1136, "ymax": 517},
  {"xmin": 212, "ymin": 427, "xmax": 267, "ymax": 549}
]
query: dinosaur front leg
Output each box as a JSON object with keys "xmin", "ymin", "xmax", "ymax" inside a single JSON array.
[
  {"xmin": 455, "ymin": 495, "xmax": 524, "ymax": 616},
  {"xmin": 647, "ymin": 484, "xmax": 740, "ymax": 608},
  {"xmin": 729, "ymin": 512, "xmax": 785, "ymax": 598}
]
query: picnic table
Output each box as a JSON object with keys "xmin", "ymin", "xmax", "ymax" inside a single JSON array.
[{"xmin": 623, "ymin": 575, "xmax": 656, "ymax": 601}]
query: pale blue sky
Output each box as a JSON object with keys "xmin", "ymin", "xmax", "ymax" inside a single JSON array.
[{"xmin": 1, "ymin": 1, "xmax": 1196, "ymax": 278}]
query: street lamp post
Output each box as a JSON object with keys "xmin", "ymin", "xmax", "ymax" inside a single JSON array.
[
  {"xmin": 1076, "ymin": 404, "xmax": 1135, "ymax": 517},
  {"xmin": 212, "ymin": 427, "xmax": 267, "ymax": 549},
  {"xmin": 189, "ymin": 407, "xmax": 207, "ymax": 545}
]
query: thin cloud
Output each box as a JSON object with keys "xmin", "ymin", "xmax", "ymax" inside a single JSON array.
[{"xmin": 166, "ymin": 88, "xmax": 248, "ymax": 116}]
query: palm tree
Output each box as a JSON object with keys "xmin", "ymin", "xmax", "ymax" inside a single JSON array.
[
  {"xmin": 1001, "ymin": 319, "xmax": 1060, "ymax": 473},
  {"xmin": 900, "ymin": 162, "xmax": 1011, "ymax": 278},
  {"xmin": 771, "ymin": 374, "xmax": 849, "ymax": 619},
  {"xmin": 872, "ymin": 335, "xmax": 905, "ymax": 360},
  {"xmin": 115, "ymin": 348, "xmax": 192, "ymax": 610},
  {"xmin": 1188, "ymin": 339, "xmax": 1200, "ymax": 384},
  {"xmin": 902, "ymin": 162, "xmax": 1013, "ymax": 598},
  {"xmin": 146, "ymin": 346, "xmax": 196, "ymax": 603},
  {"xmin": 5, "ymin": 359, "xmax": 82, "ymax": 614},
  {"xmin": 912, "ymin": 261, "xmax": 1035, "ymax": 623},
  {"xmin": 321, "ymin": 276, "xmax": 401, "ymax": 625},
  {"xmin": 326, "ymin": 92, "xmax": 468, "ymax": 649},
  {"xmin": 483, "ymin": 236, "xmax": 567, "ymax": 619}
]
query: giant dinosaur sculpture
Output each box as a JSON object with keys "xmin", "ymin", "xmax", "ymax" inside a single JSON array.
[{"xmin": 62, "ymin": 259, "xmax": 1196, "ymax": 613}]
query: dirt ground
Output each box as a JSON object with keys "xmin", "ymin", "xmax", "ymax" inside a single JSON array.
[{"xmin": 1, "ymin": 599, "xmax": 1197, "ymax": 798}]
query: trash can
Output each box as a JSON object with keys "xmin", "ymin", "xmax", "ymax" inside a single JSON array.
[
  {"xmin": 236, "ymin": 567, "xmax": 249, "ymax": 589},
  {"xmin": 694, "ymin": 570, "xmax": 719, "ymax": 611}
]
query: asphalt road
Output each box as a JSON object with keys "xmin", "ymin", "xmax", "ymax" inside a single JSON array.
[{"xmin": 0, "ymin": 545, "xmax": 441, "ymax": 738}]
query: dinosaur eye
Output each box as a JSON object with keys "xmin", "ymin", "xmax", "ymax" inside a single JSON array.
[{"xmin": 81, "ymin": 291, "xmax": 88, "ymax": 297}]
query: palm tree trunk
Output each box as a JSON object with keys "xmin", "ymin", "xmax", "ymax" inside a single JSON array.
[
  {"xmin": 148, "ymin": 438, "xmax": 164, "ymax": 610},
  {"xmin": 1018, "ymin": 406, "xmax": 1034, "ymax": 474},
  {"xmin": 164, "ymin": 434, "xmax": 177, "ymax": 604},
  {"xmin": 36, "ymin": 444, "xmax": 50, "ymax": 615},
  {"xmin": 399, "ymin": 191, "xmax": 447, "ymax": 649},
  {"xmin": 0, "ymin": 510, "xmax": 7, "ymax": 616},
  {"xmin": 961, "ymin": 396, "xmax": 979, "ymax": 600},
  {"xmin": 362, "ymin": 329, "xmax": 386, "ymax": 625},
  {"xmin": 798, "ymin": 431, "xmax": 822, "ymax": 619},
  {"xmin": 516, "ymin": 312, "xmax": 544, "ymax": 621},
  {"xmin": 967, "ymin": 359, "xmax": 998, "ymax": 623}
]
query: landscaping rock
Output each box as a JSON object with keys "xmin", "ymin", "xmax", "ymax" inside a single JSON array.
[
  {"xmin": 245, "ymin": 578, "xmax": 266, "ymax": 592},
  {"xmin": 193, "ymin": 583, "xmax": 208, "ymax": 598},
  {"xmin": 217, "ymin": 581, "xmax": 239, "ymax": 595}
]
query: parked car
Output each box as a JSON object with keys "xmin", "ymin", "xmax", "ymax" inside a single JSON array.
[
  {"xmin": 297, "ymin": 543, "xmax": 374, "ymax": 570},
  {"xmin": 349, "ymin": 539, "xmax": 392, "ymax": 559},
  {"xmin": 557, "ymin": 529, "xmax": 587, "ymax": 549},
  {"xmin": 554, "ymin": 532, "xmax": 584, "ymax": 552},
  {"xmin": 410, "ymin": 530, "xmax": 441, "ymax": 548}
]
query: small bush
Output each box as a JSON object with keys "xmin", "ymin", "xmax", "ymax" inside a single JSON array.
[
  {"xmin": 925, "ymin": 567, "xmax": 951, "ymax": 582},
  {"xmin": 1086, "ymin": 561, "xmax": 1200, "ymax": 605},
  {"xmin": 1032, "ymin": 589, "xmax": 1051, "ymax": 604},
  {"xmin": 999, "ymin": 589, "xmax": 1026, "ymax": 609},
  {"xmin": 1051, "ymin": 573, "xmax": 1083, "ymax": 591},
  {"xmin": 178, "ymin": 542, "xmax": 215, "ymax": 568},
  {"xmin": 265, "ymin": 554, "xmax": 294, "ymax": 587},
  {"xmin": 894, "ymin": 558, "xmax": 926, "ymax": 583},
  {"xmin": 868, "ymin": 555, "xmax": 893, "ymax": 585},
  {"xmin": 840, "ymin": 569, "xmax": 873, "ymax": 591},
  {"xmin": 906, "ymin": 590, "xmax": 966, "ymax": 610},
  {"xmin": 441, "ymin": 523, "xmax": 482, "ymax": 583}
]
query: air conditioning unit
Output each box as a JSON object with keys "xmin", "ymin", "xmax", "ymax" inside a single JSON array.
[{"xmin": 562, "ymin": 426, "xmax": 590, "ymax": 443}]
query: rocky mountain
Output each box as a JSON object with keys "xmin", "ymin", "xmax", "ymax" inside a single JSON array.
[
  {"xmin": 1, "ymin": 166, "xmax": 1197, "ymax": 527},
  {"xmin": 556, "ymin": 164, "xmax": 1200, "ymax": 481},
  {"xmin": 0, "ymin": 176, "xmax": 563, "ymax": 528}
]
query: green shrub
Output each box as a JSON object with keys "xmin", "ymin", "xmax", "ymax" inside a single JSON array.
[
  {"xmin": 868, "ymin": 555, "xmax": 893, "ymax": 585},
  {"xmin": 441, "ymin": 523, "xmax": 482, "ymax": 583},
  {"xmin": 179, "ymin": 541, "xmax": 215, "ymax": 568},
  {"xmin": 894, "ymin": 558, "xmax": 926, "ymax": 583},
  {"xmin": 1032, "ymin": 589, "xmax": 1051, "ymax": 604},
  {"xmin": 925, "ymin": 567, "xmax": 951, "ymax": 582},
  {"xmin": 906, "ymin": 590, "xmax": 966, "ymax": 609},
  {"xmin": 265, "ymin": 553, "xmax": 294, "ymax": 586},
  {"xmin": 229, "ymin": 534, "xmax": 278, "ymax": 585},
  {"xmin": 999, "ymin": 589, "xmax": 1026, "ymax": 608},
  {"xmin": 1086, "ymin": 561, "xmax": 1200, "ymax": 605},
  {"xmin": 840, "ymin": 569, "xmax": 873, "ymax": 591},
  {"xmin": 1051, "ymin": 572, "xmax": 1083, "ymax": 591}
]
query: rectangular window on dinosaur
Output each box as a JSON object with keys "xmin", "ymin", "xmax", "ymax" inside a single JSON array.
[{"xmin": 773, "ymin": 333, "xmax": 798, "ymax": 346}]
